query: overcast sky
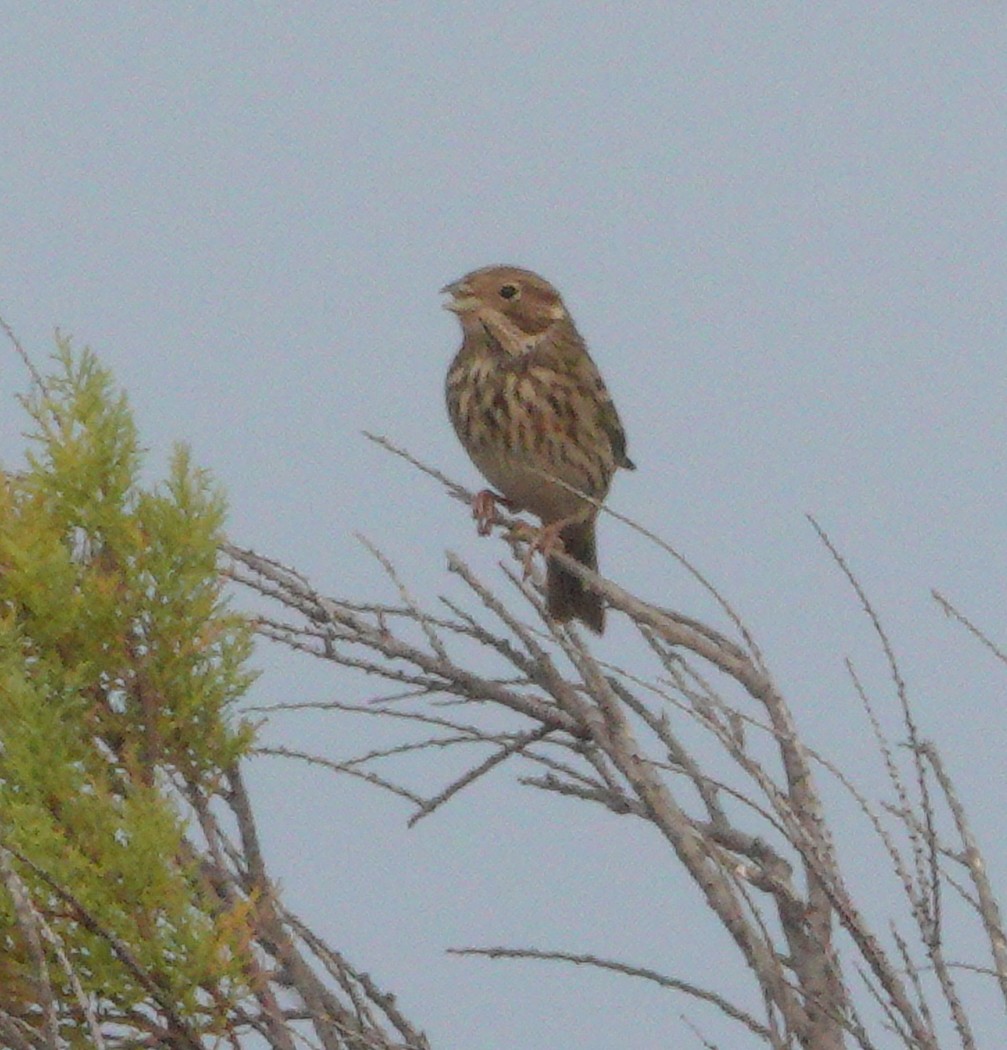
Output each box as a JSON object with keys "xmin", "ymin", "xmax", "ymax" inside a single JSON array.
[{"xmin": 3, "ymin": 5, "xmax": 1007, "ymax": 1048}]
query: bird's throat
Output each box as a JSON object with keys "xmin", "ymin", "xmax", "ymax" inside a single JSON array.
[{"xmin": 476, "ymin": 316, "xmax": 545, "ymax": 357}]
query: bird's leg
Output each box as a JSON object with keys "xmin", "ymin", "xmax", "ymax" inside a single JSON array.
[
  {"xmin": 472, "ymin": 489, "xmax": 515, "ymax": 536},
  {"xmin": 521, "ymin": 517, "xmax": 569, "ymax": 579}
]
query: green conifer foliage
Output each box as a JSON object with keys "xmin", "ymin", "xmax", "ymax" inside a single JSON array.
[{"xmin": 1, "ymin": 340, "xmax": 257, "ymax": 1044}]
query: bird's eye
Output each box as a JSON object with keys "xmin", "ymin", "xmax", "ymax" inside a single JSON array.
[{"xmin": 499, "ymin": 284, "xmax": 519, "ymax": 300}]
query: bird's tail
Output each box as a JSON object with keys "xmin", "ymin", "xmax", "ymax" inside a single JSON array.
[{"xmin": 546, "ymin": 517, "xmax": 604, "ymax": 633}]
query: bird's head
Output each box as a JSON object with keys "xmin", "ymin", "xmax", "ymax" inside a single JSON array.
[{"xmin": 441, "ymin": 265, "xmax": 569, "ymax": 354}]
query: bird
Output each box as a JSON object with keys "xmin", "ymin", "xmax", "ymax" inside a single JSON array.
[{"xmin": 442, "ymin": 265, "xmax": 634, "ymax": 633}]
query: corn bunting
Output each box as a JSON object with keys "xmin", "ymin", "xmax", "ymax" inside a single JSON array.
[{"xmin": 443, "ymin": 265, "xmax": 634, "ymax": 633}]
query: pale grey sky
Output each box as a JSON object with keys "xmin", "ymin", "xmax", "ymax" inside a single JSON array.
[{"xmin": 3, "ymin": 5, "xmax": 1006, "ymax": 1048}]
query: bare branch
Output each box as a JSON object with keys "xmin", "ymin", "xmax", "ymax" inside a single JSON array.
[
  {"xmin": 448, "ymin": 945, "xmax": 772, "ymax": 1040},
  {"xmin": 921, "ymin": 742, "xmax": 1007, "ymax": 1014}
]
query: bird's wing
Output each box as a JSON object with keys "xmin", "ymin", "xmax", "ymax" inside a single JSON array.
[{"xmin": 597, "ymin": 396, "xmax": 635, "ymax": 471}]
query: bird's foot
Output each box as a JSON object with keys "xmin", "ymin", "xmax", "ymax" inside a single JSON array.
[
  {"xmin": 521, "ymin": 519, "xmax": 567, "ymax": 579},
  {"xmin": 472, "ymin": 489, "xmax": 515, "ymax": 536}
]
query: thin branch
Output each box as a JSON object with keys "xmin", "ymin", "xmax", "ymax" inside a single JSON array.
[
  {"xmin": 254, "ymin": 746, "xmax": 427, "ymax": 806},
  {"xmin": 932, "ymin": 590, "xmax": 1007, "ymax": 668},
  {"xmin": 0, "ymin": 312, "xmax": 45, "ymax": 388},
  {"xmin": 0, "ymin": 845, "xmax": 60, "ymax": 1050},
  {"xmin": 408, "ymin": 724, "xmax": 554, "ymax": 826},
  {"xmin": 921, "ymin": 742, "xmax": 1007, "ymax": 1015},
  {"xmin": 448, "ymin": 945, "xmax": 771, "ymax": 1040}
]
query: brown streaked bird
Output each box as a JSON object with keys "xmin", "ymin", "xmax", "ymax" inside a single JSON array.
[{"xmin": 443, "ymin": 265, "xmax": 635, "ymax": 633}]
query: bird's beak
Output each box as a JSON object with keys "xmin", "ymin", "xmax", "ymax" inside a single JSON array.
[{"xmin": 440, "ymin": 281, "xmax": 476, "ymax": 314}]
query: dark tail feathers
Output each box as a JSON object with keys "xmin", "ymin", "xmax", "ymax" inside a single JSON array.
[{"xmin": 546, "ymin": 518, "xmax": 604, "ymax": 633}]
